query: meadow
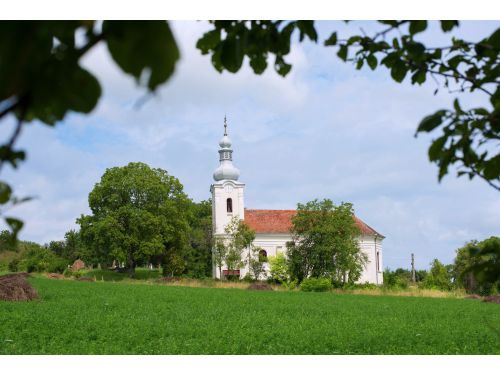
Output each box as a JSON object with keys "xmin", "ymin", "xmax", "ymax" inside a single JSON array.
[{"xmin": 0, "ymin": 277, "xmax": 499, "ymax": 354}]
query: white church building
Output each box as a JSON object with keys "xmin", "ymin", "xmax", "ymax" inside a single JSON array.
[{"xmin": 211, "ymin": 118, "xmax": 384, "ymax": 284}]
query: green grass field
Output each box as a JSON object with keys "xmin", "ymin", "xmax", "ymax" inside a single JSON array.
[{"xmin": 1, "ymin": 277, "xmax": 499, "ymax": 354}]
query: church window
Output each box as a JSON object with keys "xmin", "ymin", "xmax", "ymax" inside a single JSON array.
[
  {"xmin": 376, "ymin": 251, "xmax": 380, "ymax": 272},
  {"xmin": 258, "ymin": 249, "xmax": 268, "ymax": 262},
  {"xmin": 226, "ymin": 198, "xmax": 233, "ymax": 213}
]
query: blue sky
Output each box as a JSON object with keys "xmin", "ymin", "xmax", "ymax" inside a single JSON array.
[{"xmin": 2, "ymin": 20, "xmax": 499, "ymax": 270}]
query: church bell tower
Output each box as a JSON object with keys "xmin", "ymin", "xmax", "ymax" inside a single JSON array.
[{"xmin": 210, "ymin": 116, "xmax": 245, "ymax": 236}]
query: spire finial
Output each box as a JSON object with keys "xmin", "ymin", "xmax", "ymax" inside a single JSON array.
[{"xmin": 224, "ymin": 115, "xmax": 227, "ymax": 136}]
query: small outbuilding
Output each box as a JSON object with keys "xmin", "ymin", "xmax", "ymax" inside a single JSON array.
[{"xmin": 71, "ymin": 259, "xmax": 86, "ymax": 271}]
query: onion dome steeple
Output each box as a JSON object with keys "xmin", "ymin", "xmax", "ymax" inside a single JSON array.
[{"xmin": 213, "ymin": 116, "xmax": 240, "ymax": 181}]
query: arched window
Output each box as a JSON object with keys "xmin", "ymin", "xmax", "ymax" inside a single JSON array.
[
  {"xmin": 376, "ymin": 251, "xmax": 380, "ymax": 272},
  {"xmin": 226, "ymin": 198, "xmax": 233, "ymax": 213},
  {"xmin": 258, "ymin": 249, "xmax": 268, "ymax": 262}
]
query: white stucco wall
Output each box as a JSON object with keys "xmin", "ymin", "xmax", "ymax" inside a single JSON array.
[
  {"xmin": 211, "ymin": 180, "xmax": 245, "ymax": 235},
  {"xmin": 212, "ymin": 230, "xmax": 384, "ymax": 285},
  {"xmin": 210, "ymin": 179, "xmax": 383, "ymax": 285}
]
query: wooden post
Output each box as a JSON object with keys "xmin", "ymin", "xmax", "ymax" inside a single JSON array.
[{"xmin": 411, "ymin": 253, "xmax": 416, "ymax": 283}]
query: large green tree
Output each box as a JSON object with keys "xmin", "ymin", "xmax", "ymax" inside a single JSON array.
[
  {"xmin": 77, "ymin": 162, "xmax": 191, "ymax": 277},
  {"xmin": 1, "ymin": 20, "xmax": 498, "ymax": 240},
  {"xmin": 183, "ymin": 199, "xmax": 213, "ymax": 278},
  {"xmin": 453, "ymin": 236, "xmax": 500, "ymax": 294},
  {"xmin": 286, "ymin": 199, "xmax": 367, "ymax": 285},
  {"xmin": 0, "ymin": 20, "xmax": 180, "ymax": 237}
]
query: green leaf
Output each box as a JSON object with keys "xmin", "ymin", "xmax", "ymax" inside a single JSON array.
[
  {"xmin": 483, "ymin": 154, "xmax": 500, "ymax": 180},
  {"xmin": 367, "ymin": 54, "xmax": 377, "ymax": 70},
  {"xmin": 275, "ymin": 55, "xmax": 292, "ymax": 76},
  {"xmin": 249, "ymin": 54, "xmax": 267, "ymax": 74},
  {"xmin": 0, "ymin": 181, "xmax": 12, "ymax": 204},
  {"xmin": 356, "ymin": 59, "xmax": 364, "ymax": 69},
  {"xmin": 337, "ymin": 45, "xmax": 348, "ymax": 61},
  {"xmin": 220, "ymin": 37, "xmax": 244, "ymax": 73},
  {"xmin": 390, "ymin": 59, "xmax": 408, "ymax": 83},
  {"xmin": 411, "ymin": 69, "xmax": 426, "ymax": 85},
  {"xmin": 381, "ymin": 52, "xmax": 398, "ymax": 68},
  {"xmin": 417, "ymin": 112, "xmax": 445, "ymax": 133},
  {"xmin": 324, "ymin": 32, "xmax": 337, "ymax": 46},
  {"xmin": 378, "ymin": 21, "xmax": 399, "ymax": 27},
  {"xmin": 196, "ymin": 29, "xmax": 221, "ymax": 54},
  {"xmin": 5, "ymin": 217, "xmax": 23, "ymax": 236},
  {"xmin": 296, "ymin": 21, "xmax": 318, "ymax": 42},
  {"xmin": 490, "ymin": 86, "xmax": 500, "ymax": 108},
  {"xmin": 103, "ymin": 21, "xmax": 180, "ymax": 91},
  {"xmin": 428, "ymin": 136, "xmax": 447, "ymax": 161},
  {"xmin": 488, "ymin": 27, "xmax": 500, "ymax": 49},
  {"xmin": 447, "ymin": 55, "xmax": 462, "ymax": 70},
  {"xmin": 409, "ymin": 20, "xmax": 427, "ymax": 35},
  {"xmin": 64, "ymin": 67, "xmax": 102, "ymax": 114},
  {"xmin": 347, "ymin": 36, "xmax": 362, "ymax": 44},
  {"xmin": 473, "ymin": 108, "xmax": 490, "ymax": 116},
  {"xmin": 0, "ymin": 146, "xmax": 26, "ymax": 168},
  {"xmin": 440, "ymin": 21, "xmax": 459, "ymax": 32},
  {"xmin": 406, "ymin": 41, "xmax": 426, "ymax": 61}
]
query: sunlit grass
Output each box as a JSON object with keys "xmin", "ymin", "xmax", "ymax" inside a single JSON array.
[{"xmin": 0, "ymin": 277, "xmax": 498, "ymax": 354}]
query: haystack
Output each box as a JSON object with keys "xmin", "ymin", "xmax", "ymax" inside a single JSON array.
[{"xmin": 0, "ymin": 273, "xmax": 39, "ymax": 301}]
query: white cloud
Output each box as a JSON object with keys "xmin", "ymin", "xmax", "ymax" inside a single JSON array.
[{"xmin": 2, "ymin": 21, "xmax": 499, "ymax": 270}]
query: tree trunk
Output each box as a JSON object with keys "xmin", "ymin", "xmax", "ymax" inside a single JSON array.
[{"xmin": 128, "ymin": 258, "xmax": 136, "ymax": 278}]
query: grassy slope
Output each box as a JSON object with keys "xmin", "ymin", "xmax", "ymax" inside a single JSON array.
[{"xmin": 0, "ymin": 277, "xmax": 499, "ymax": 354}]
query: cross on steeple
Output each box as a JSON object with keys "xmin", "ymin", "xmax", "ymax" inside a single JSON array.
[{"xmin": 224, "ymin": 115, "xmax": 228, "ymax": 136}]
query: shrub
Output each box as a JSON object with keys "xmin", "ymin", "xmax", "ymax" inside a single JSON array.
[
  {"xmin": 20, "ymin": 247, "xmax": 67, "ymax": 273},
  {"xmin": 8, "ymin": 259, "xmax": 19, "ymax": 272},
  {"xmin": 47, "ymin": 258, "xmax": 68, "ymax": 273},
  {"xmin": 300, "ymin": 277, "xmax": 332, "ymax": 292},
  {"xmin": 343, "ymin": 282, "xmax": 378, "ymax": 291},
  {"xmin": 268, "ymin": 253, "xmax": 289, "ymax": 284}
]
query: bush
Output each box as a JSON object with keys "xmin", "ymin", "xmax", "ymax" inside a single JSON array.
[
  {"xmin": 342, "ymin": 282, "xmax": 378, "ymax": 291},
  {"xmin": 300, "ymin": 277, "xmax": 332, "ymax": 292},
  {"xmin": 20, "ymin": 247, "xmax": 67, "ymax": 273},
  {"xmin": 268, "ymin": 253, "xmax": 289, "ymax": 284},
  {"xmin": 8, "ymin": 259, "xmax": 19, "ymax": 272},
  {"xmin": 47, "ymin": 258, "xmax": 68, "ymax": 273},
  {"xmin": 63, "ymin": 269, "xmax": 85, "ymax": 278}
]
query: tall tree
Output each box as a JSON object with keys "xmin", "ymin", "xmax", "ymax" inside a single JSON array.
[
  {"xmin": 423, "ymin": 259, "xmax": 453, "ymax": 290},
  {"xmin": 1, "ymin": 21, "xmax": 498, "ymax": 241},
  {"xmin": 77, "ymin": 162, "xmax": 191, "ymax": 277},
  {"xmin": 183, "ymin": 199, "xmax": 213, "ymax": 278},
  {"xmin": 287, "ymin": 199, "xmax": 367, "ymax": 285},
  {"xmin": 213, "ymin": 216, "xmax": 255, "ymax": 279},
  {"xmin": 453, "ymin": 236, "xmax": 500, "ymax": 294},
  {"xmin": 0, "ymin": 21, "xmax": 180, "ymax": 236}
]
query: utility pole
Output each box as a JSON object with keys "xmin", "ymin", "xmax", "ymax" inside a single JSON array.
[{"xmin": 411, "ymin": 253, "xmax": 416, "ymax": 283}]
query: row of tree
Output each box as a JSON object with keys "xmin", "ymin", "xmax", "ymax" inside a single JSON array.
[
  {"xmin": 1, "ymin": 162, "xmax": 497, "ymax": 293},
  {"xmin": 382, "ymin": 237, "xmax": 500, "ymax": 295}
]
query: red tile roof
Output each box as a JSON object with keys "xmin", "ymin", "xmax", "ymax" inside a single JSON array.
[{"xmin": 244, "ymin": 209, "xmax": 383, "ymax": 237}]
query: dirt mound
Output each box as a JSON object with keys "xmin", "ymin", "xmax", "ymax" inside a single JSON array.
[
  {"xmin": 248, "ymin": 283, "xmax": 273, "ymax": 291},
  {"xmin": 47, "ymin": 273, "xmax": 64, "ymax": 279},
  {"xmin": 483, "ymin": 295, "xmax": 500, "ymax": 304},
  {"xmin": 0, "ymin": 273, "xmax": 39, "ymax": 301}
]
